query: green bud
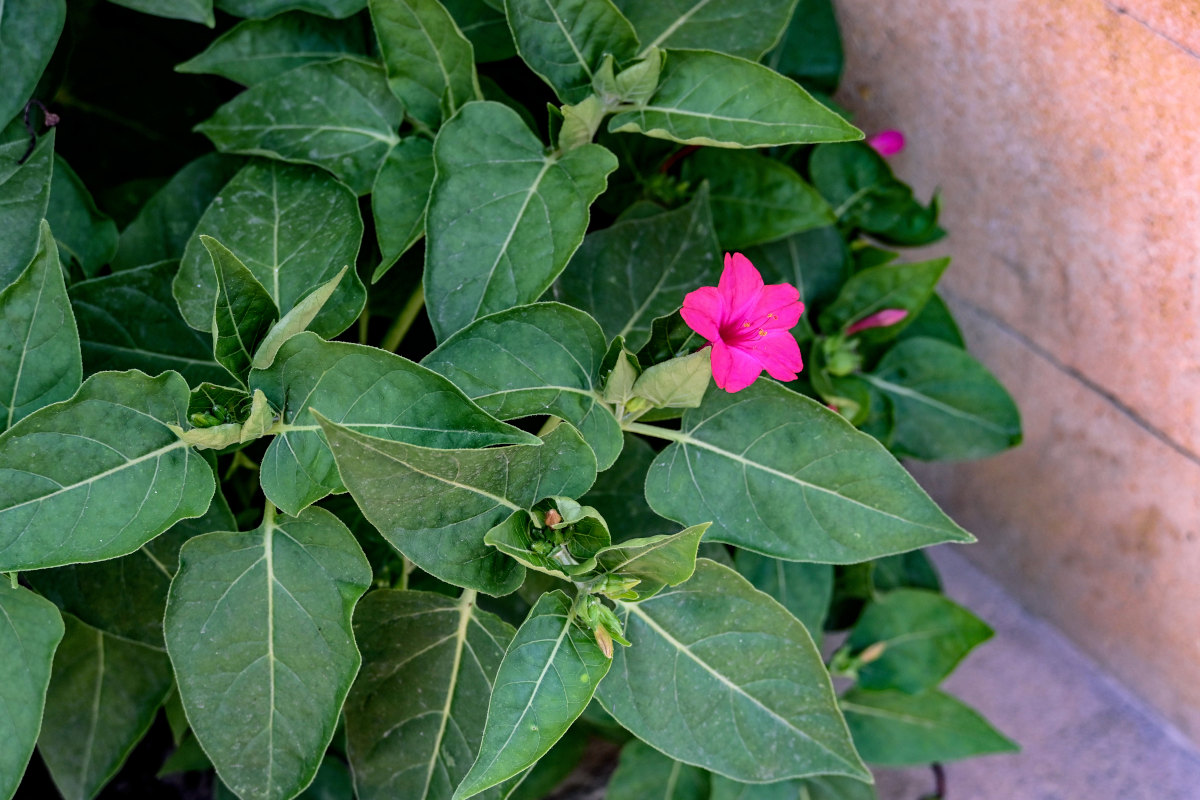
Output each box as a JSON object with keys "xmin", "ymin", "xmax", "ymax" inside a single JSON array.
[
  {"xmin": 822, "ymin": 334, "xmax": 863, "ymax": 376},
  {"xmin": 630, "ymin": 348, "xmax": 712, "ymax": 409},
  {"xmin": 602, "ymin": 348, "xmax": 640, "ymax": 404},
  {"xmin": 613, "ymin": 48, "xmax": 664, "ymax": 105},
  {"xmin": 592, "ymin": 574, "xmax": 641, "ymax": 600}
]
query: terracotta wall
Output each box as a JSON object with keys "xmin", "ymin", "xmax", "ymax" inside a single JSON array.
[{"xmin": 831, "ymin": 0, "xmax": 1200, "ymax": 742}]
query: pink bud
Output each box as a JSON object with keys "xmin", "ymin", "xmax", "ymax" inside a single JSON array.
[
  {"xmin": 846, "ymin": 308, "xmax": 909, "ymax": 335},
  {"xmin": 866, "ymin": 129, "xmax": 905, "ymax": 157},
  {"xmin": 43, "ymin": 111, "xmax": 60, "ymax": 127}
]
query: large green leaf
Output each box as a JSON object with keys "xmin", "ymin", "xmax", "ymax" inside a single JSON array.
[
  {"xmin": 0, "ymin": 221, "xmax": 81, "ymax": 431},
  {"xmin": 709, "ymin": 774, "xmax": 876, "ymax": 800},
  {"xmin": 581, "ymin": 434, "xmax": 675, "ymax": 542},
  {"xmin": 112, "ymin": 153, "xmax": 243, "ymax": 271},
  {"xmin": 552, "ymin": 184, "xmax": 718, "ymax": 352},
  {"xmin": 818, "ymin": 258, "xmax": 948, "ymax": 342},
  {"xmin": 251, "ymin": 332, "xmax": 538, "ymax": 516},
  {"xmin": 165, "ymin": 506, "xmax": 372, "ymax": 800},
  {"xmin": 608, "ymin": 50, "xmax": 859, "ymax": 148},
  {"xmin": 639, "ymin": 381, "xmax": 973, "ymax": 562},
  {"xmin": 0, "ymin": 370, "xmax": 215, "ymax": 571},
  {"xmin": 740, "ymin": 226, "xmax": 849, "ymax": 311},
  {"xmin": 173, "ymin": 160, "xmax": 365, "ymax": 338},
  {"xmin": 845, "ymin": 588, "xmax": 992, "ymax": 694},
  {"xmin": 613, "ymin": 0, "xmax": 795, "ymax": 59},
  {"xmin": 197, "ymin": 57, "xmax": 403, "ymax": 194},
  {"xmin": 0, "ymin": 582, "xmax": 64, "ymax": 800},
  {"xmin": 177, "ymin": 11, "xmax": 369, "ymax": 85},
  {"xmin": 862, "ymin": 338, "xmax": 1022, "ymax": 460},
  {"xmin": 25, "ymin": 488, "xmax": 235, "ymax": 648},
  {"xmin": 345, "ymin": 589, "xmax": 517, "ymax": 800},
  {"xmin": 452, "ymin": 590, "xmax": 610, "ymax": 799},
  {"xmin": 606, "ymin": 741, "xmax": 709, "ymax": 800},
  {"xmin": 840, "ymin": 688, "xmax": 1017, "ymax": 766},
  {"xmin": 215, "ymin": 0, "xmax": 366, "ymax": 18},
  {"xmin": 763, "ymin": 0, "xmax": 843, "ymax": 92},
  {"xmin": 505, "ymin": 0, "xmax": 640, "ymax": 104},
  {"xmin": 37, "ymin": 615, "xmax": 174, "ymax": 800},
  {"xmin": 372, "ymin": 137, "xmax": 435, "ymax": 280},
  {"xmin": 47, "ymin": 157, "xmax": 119, "ymax": 276},
  {"xmin": 318, "ymin": 418, "xmax": 597, "ymax": 594},
  {"xmin": 205, "ymin": 236, "xmax": 280, "ymax": 387},
  {"xmin": 0, "ymin": 128, "xmax": 54, "ymax": 289},
  {"xmin": 421, "ymin": 302, "xmax": 623, "ymax": 470},
  {"xmin": 71, "ymin": 260, "xmax": 231, "ymax": 385},
  {"xmin": 597, "ymin": 560, "xmax": 868, "ymax": 782},
  {"xmin": 680, "ymin": 149, "xmax": 833, "ymax": 249},
  {"xmin": 734, "ymin": 551, "xmax": 832, "ymax": 639},
  {"xmin": 371, "ymin": 0, "xmax": 479, "ymax": 128},
  {"xmin": 443, "ymin": 0, "xmax": 515, "ymax": 62},
  {"xmin": 425, "ymin": 101, "xmax": 617, "ymax": 341},
  {"xmin": 109, "ymin": 0, "xmax": 215, "ymax": 24},
  {"xmin": 0, "ymin": 0, "xmax": 65, "ymax": 129}
]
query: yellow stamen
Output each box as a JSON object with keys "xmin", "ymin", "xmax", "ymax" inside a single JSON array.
[
  {"xmin": 757, "ymin": 329, "xmax": 766, "ymax": 337},
  {"xmin": 742, "ymin": 321, "xmax": 752, "ymax": 327}
]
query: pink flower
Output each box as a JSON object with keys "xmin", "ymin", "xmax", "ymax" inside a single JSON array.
[
  {"xmin": 845, "ymin": 308, "xmax": 909, "ymax": 335},
  {"xmin": 681, "ymin": 253, "xmax": 805, "ymax": 393},
  {"xmin": 866, "ymin": 129, "xmax": 905, "ymax": 157}
]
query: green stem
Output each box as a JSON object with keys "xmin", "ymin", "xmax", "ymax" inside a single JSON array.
[
  {"xmin": 622, "ymin": 420, "xmax": 688, "ymax": 443},
  {"xmin": 357, "ymin": 301, "xmax": 370, "ymax": 344},
  {"xmin": 7, "ymin": 572, "xmax": 16, "ymax": 590},
  {"xmin": 399, "ymin": 557, "xmax": 415, "ymax": 591},
  {"xmin": 381, "ymin": 284, "xmax": 425, "ymax": 353},
  {"xmin": 535, "ymin": 416, "xmax": 561, "ymax": 438}
]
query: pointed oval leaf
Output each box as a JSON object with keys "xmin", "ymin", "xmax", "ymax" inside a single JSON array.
[
  {"xmin": 505, "ymin": 0, "xmax": 640, "ymax": 104},
  {"xmin": 165, "ymin": 506, "xmax": 372, "ymax": 800},
  {"xmin": 443, "ymin": 0, "xmax": 515, "ymax": 62},
  {"xmin": 1, "ymin": 220, "xmax": 81, "ymax": 431},
  {"xmin": 47, "ymin": 156, "xmax": 118, "ymax": 276},
  {"xmin": 372, "ymin": 137, "xmax": 435, "ymax": 281},
  {"xmin": 453, "ymin": 590, "xmax": 610, "ymax": 799},
  {"xmin": 251, "ymin": 266, "xmax": 348, "ymax": 370},
  {"xmin": 176, "ymin": 11, "xmax": 369, "ymax": 85},
  {"xmin": 214, "ymin": 0, "xmax": 366, "ymax": 19},
  {"xmin": 197, "ymin": 57, "xmax": 403, "ymax": 194},
  {"xmin": 597, "ymin": 560, "xmax": 869, "ymax": 783},
  {"xmin": 581, "ymin": 434, "xmax": 675, "ymax": 542},
  {"xmin": 109, "ymin": 0, "xmax": 214, "ymax": 24},
  {"xmin": 608, "ymin": 50, "xmax": 859, "ymax": 148},
  {"xmin": 763, "ymin": 0, "xmax": 843, "ymax": 92},
  {"xmin": 709, "ymin": 773, "xmax": 877, "ymax": 800},
  {"xmin": 733, "ymin": 551, "xmax": 832, "ymax": 640},
  {"xmin": 0, "ymin": 128, "xmax": 55, "ymax": 289},
  {"xmin": 0, "ymin": 0, "xmax": 65, "ymax": 131},
  {"xmin": 318, "ymin": 418, "xmax": 597, "ymax": 594},
  {"xmin": 818, "ymin": 258, "xmax": 949, "ymax": 341},
  {"xmin": 425, "ymin": 101, "xmax": 617, "ymax": 341},
  {"xmin": 605, "ymin": 740, "xmax": 709, "ymax": 800},
  {"xmin": 421, "ymin": 302, "xmax": 622, "ymax": 470},
  {"xmin": 613, "ymin": 0, "xmax": 795, "ymax": 59},
  {"xmin": 641, "ymin": 381, "xmax": 974, "ymax": 563},
  {"xmin": 173, "ymin": 160, "xmax": 365, "ymax": 338},
  {"xmin": 740, "ymin": 226, "xmax": 850, "ymax": 311},
  {"xmin": 0, "ymin": 370, "xmax": 216, "ymax": 571},
  {"xmin": 593, "ymin": 523, "xmax": 707, "ymax": 598},
  {"xmin": 251, "ymin": 332, "xmax": 539, "ymax": 516},
  {"xmin": 38, "ymin": 615, "xmax": 174, "ymax": 800},
  {"xmin": 0, "ymin": 582, "xmax": 64, "ymax": 800},
  {"xmin": 345, "ymin": 589, "xmax": 516, "ymax": 800},
  {"xmin": 205, "ymin": 236, "xmax": 280, "ymax": 386}
]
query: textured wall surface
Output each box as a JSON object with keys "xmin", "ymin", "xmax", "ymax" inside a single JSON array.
[{"xmin": 831, "ymin": 0, "xmax": 1200, "ymax": 742}]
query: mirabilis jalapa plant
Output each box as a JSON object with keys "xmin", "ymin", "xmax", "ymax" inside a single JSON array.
[{"xmin": 0, "ymin": 0, "xmax": 1023, "ymax": 798}]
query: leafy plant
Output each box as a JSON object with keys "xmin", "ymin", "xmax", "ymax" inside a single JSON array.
[{"xmin": 1, "ymin": 1, "xmax": 1020, "ymax": 798}]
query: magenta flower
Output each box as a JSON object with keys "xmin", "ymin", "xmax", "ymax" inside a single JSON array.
[
  {"xmin": 866, "ymin": 129, "xmax": 905, "ymax": 157},
  {"xmin": 681, "ymin": 253, "xmax": 805, "ymax": 393},
  {"xmin": 845, "ymin": 308, "xmax": 909, "ymax": 335}
]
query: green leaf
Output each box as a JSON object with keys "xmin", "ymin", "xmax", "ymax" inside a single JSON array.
[
  {"xmin": 0, "ymin": 0, "xmax": 65, "ymax": 129},
  {"xmin": 47, "ymin": 156, "xmax": 119, "ymax": 276},
  {"xmin": 197, "ymin": 57, "xmax": 403, "ymax": 194},
  {"xmin": 608, "ymin": 50, "xmax": 859, "ymax": 148},
  {"xmin": 680, "ymin": 149, "xmax": 833, "ymax": 249},
  {"xmin": 1, "ymin": 220, "xmax": 81, "ymax": 431},
  {"xmin": 112, "ymin": 153, "xmax": 243, "ymax": 271},
  {"xmin": 372, "ymin": 137, "xmax": 435, "ymax": 281},
  {"xmin": 613, "ymin": 0, "xmax": 795, "ymax": 59},
  {"xmin": 442, "ymin": 0, "xmax": 515, "ymax": 62},
  {"xmin": 25, "ymin": 488, "xmax": 235, "ymax": 648},
  {"xmin": 371, "ymin": 0, "xmax": 479, "ymax": 128},
  {"xmin": 252, "ymin": 266, "xmax": 349, "ymax": 370},
  {"xmin": 861, "ymin": 338, "xmax": 1022, "ymax": 460},
  {"xmin": 640, "ymin": 381, "xmax": 973, "ymax": 563},
  {"xmin": 0, "ymin": 128, "xmax": 54, "ymax": 289},
  {"xmin": 215, "ymin": 0, "xmax": 367, "ymax": 20},
  {"xmin": 504, "ymin": 0, "xmax": 640, "ymax": 104},
  {"xmin": 606, "ymin": 740, "xmax": 709, "ymax": 800},
  {"xmin": 709, "ymin": 773, "xmax": 876, "ymax": 800},
  {"xmin": 552, "ymin": 184, "xmax": 719, "ymax": 352},
  {"xmin": 483, "ymin": 510, "xmax": 592, "ymax": 581},
  {"xmin": 593, "ymin": 524, "xmax": 706, "ymax": 598},
  {"xmin": 818, "ymin": 258, "xmax": 949, "ymax": 341},
  {"xmin": 503, "ymin": 727, "xmax": 586, "ymax": 800},
  {"xmin": 165, "ymin": 506, "xmax": 372, "ymax": 800},
  {"xmin": 345, "ymin": 589, "xmax": 517, "ymax": 800},
  {"xmin": 317, "ymin": 418, "xmax": 597, "ymax": 594},
  {"xmin": 37, "ymin": 615, "xmax": 174, "ymax": 800},
  {"xmin": 71, "ymin": 260, "xmax": 230, "ymax": 385},
  {"xmin": 452, "ymin": 590, "xmax": 610, "ymax": 799},
  {"xmin": 763, "ymin": 0, "xmax": 843, "ymax": 92},
  {"xmin": 425, "ymin": 101, "xmax": 617, "ymax": 341},
  {"xmin": 251, "ymin": 332, "xmax": 538, "ymax": 516},
  {"xmin": 894, "ymin": 292, "xmax": 964, "ymax": 349},
  {"xmin": 840, "ymin": 688, "xmax": 1017, "ymax": 765},
  {"xmin": 845, "ymin": 588, "xmax": 992, "ymax": 693},
  {"xmin": 581, "ymin": 433, "xmax": 675, "ymax": 541},
  {"xmin": 629, "ymin": 349, "xmax": 710, "ymax": 410},
  {"xmin": 173, "ymin": 160, "xmax": 365, "ymax": 338},
  {"xmin": 205, "ymin": 236, "xmax": 280, "ymax": 386},
  {"xmin": 177, "ymin": 11, "xmax": 369, "ymax": 85},
  {"xmin": 0, "ymin": 582, "xmax": 64, "ymax": 800},
  {"xmin": 109, "ymin": 0, "xmax": 215, "ymax": 25},
  {"xmin": 872, "ymin": 550, "xmax": 940, "ymax": 593},
  {"xmin": 733, "ymin": 551, "xmax": 832, "ymax": 639},
  {"xmin": 597, "ymin": 560, "xmax": 868, "ymax": 782},
  {"xmin": 741, "ymin": 226, "xmax": 849, "ymax": 311},
  {"xmin": 421, "ymin": 302, "xmax": 623, "ymax": 470},
  {"xmin": 0, "ymin": 370, "xmax": 216, "ymax": 571}
]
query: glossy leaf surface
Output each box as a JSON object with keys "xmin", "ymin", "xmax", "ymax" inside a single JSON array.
[
  {"xmin": 372, "ymin": 137, "xmax": 435, "ymax": 280},
  {"xmin": 613, "ymin": 0, "xmax": 795, "ymax": 59},
  {"xmin": 0, "ymin": 129, "xmax": 54, "ymax": 289},
  {"xmin": 606, "ymin": 740, "xmax": 709, "ymax": 800},
  {"xmin": 734, "ymin": 550, "xmax": 832, "ymax": 638},
  {"xmin": 0, "ymin": 0, "xmax": 65, "ymax": 131},
  {"xmin": 205, "ymin": 236, "xmax": 280, "ymax": 386}
]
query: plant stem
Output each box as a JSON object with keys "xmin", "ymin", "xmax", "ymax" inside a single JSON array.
[
  {"xmin": 622, "ymin": 420, "xmax": 688, "ymax": 443},
  {"xmin": 535, "ymin": 416, "xmax": 562, "ymax": 438},
  {"xmin": 7, "ymin": 572, "xmax": 16, "ymax": 590},
  {"xmin": 357, "ymin": 301, "xmax": 370, "ymax": 344},
  {"xmin": 381, "ymin": 284, "xmax": 425, "ymax": 353},
  {"xmin": 399, "ymin": 556, "xmax": 415, "ymax": 591}
]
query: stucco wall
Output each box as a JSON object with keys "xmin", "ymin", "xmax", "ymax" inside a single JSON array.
[{"xmin": 831, "ymin": 0, "xmax": 1200, "ymax": 742}]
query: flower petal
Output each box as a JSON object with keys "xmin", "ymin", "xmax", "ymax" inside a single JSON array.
[
  {"xmin": 711, "ymin": 339, "xmax": 763, "ymax": 393},
  {"xmin": 756, "ymin": 331, "xmax": 804, "ymax": 382},
  {"xmin": 867, "ymin": 130, "xmax": 905, "ymax": 157},
  {"xmin": 845, "ymin": 308, "xmax": 909, "ymax": 335},
  {"xmin": 754, "ymin": 283, "xmax": 804, "ymax": 330},
  {"xmin": 718, "ymin": 252, "xmax": 765, "ymax": 321},
  {"xmin": 680, "ymin": 285, "xmax": 726, "ymax": 341}
]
